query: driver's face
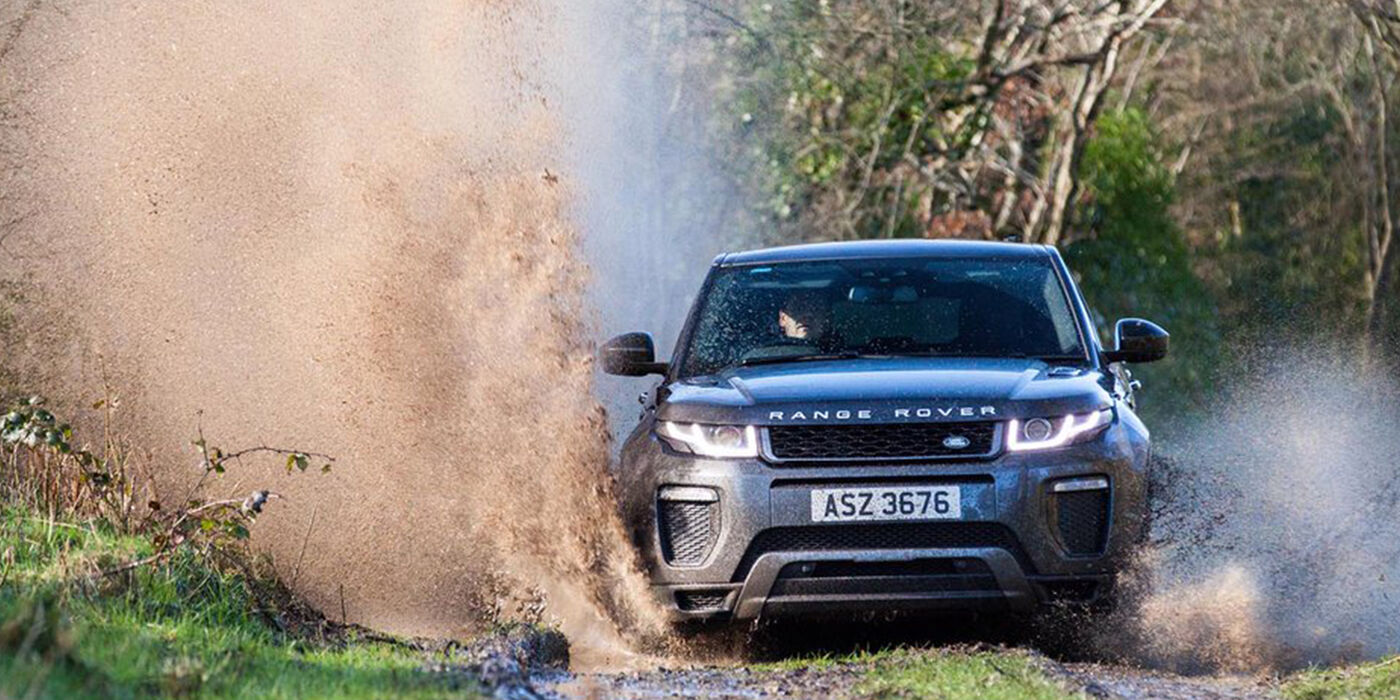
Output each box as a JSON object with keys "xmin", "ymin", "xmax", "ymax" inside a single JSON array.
[{"xmin": 778, "ymin": 295, "xmax": 827, "ymax": 340}]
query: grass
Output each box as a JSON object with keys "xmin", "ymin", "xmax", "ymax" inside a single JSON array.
[
  {"xmin": 1283, "ymin": 657, "xmax": 1400, "ymax": 700},
  {"xmin": 855, "ymin": 647, "xmax": 1083, "ymax": 700},
  {"xmin": 757, "ymin": 646, "xmax": 1082, "ymax": 700},
  {"xmin": 0, "ymin": 505, "xmax": 484, "ymax": 699}
]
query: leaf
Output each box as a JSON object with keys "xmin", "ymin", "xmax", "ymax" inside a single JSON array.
[
  {"xmin": 294, "ymin": 454, "xmax": 309, "ymax": 472},
  {"xmin": 200, "ymin": 518, "xmax": 215, "ymax": 532},
  {"xmin": 92, "ymin": 399, "xmax": 105, "ymax": 410},
  {"xmin": 321, "ymin": 464, "xmax": 332, "ymax": 474},
  {"xmin": 229, "ymin": 523, "xmax": 250, "ymax": 540}
]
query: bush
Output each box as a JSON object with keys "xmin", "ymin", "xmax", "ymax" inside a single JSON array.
[{"xmin": 1066, "ymin": 109, "xmax": 1223, "ymax": 424}]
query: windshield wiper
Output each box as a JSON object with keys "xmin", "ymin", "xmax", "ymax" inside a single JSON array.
[
  {"xmin": 737, "ymin": 351, "xmax": 871, "ymax": 367},
  {"xmin": 1032, "ymin": 354, "xmax": 1093, "ymax": 364},
  {"xmin": 737, "ymin": 350, "xmax": 1090, "ymax": 367},
  {"xmin": 881, "ymin": 351, "xmax": 1091, "ymax": 363}
]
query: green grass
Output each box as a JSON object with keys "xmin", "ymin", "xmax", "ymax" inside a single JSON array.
[
  {"xmin": 855, "ymin": 648, "xmax": 1082, "ymax": 700},
  {"xmin": 1283, "ymin": 657, "xmax": 1400, "ymax": 700},
  {"xmin": 0, "ymin": 506, "xmax": 483, "ymax": 698},
  {"xmin": 758, "ymin": 647, "xmax": 1082, "ymax": 699}
]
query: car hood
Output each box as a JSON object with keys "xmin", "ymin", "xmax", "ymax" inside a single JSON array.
[{"xmin": 657, "ymin": 358, "xmax": 1112, "ymax": 425}]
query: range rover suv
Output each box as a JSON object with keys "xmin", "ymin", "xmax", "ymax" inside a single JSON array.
[{"xmin": 600, "ymin": 240, "xmax": 1167, "ymax": 621}]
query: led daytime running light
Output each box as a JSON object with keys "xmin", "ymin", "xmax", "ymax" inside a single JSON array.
[
  {"xmin": 1007, "ymin": 409, "xmax": 1110, "ymax": 452},
  {"xmin": 656, "ymin": 421, "xmax": 759, "ymax": 458}
]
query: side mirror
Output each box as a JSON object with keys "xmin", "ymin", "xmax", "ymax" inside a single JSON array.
[
  {"xmin": 600, "ymin": 332, "xmax": 669, "ymax": 376},
  {"xmin": 1104, "ymin": 318, "xmax": 1169, "ymax": 364}
]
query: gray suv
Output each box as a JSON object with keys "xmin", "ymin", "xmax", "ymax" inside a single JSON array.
[{"xmin": 601, "ymin": 240, "xmax": 1166, "ymax": 621}]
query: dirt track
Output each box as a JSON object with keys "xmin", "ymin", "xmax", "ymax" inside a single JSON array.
[
  {"xmin": 541, "ymin": 654, "xmax": 1279, "ymax": 700},
  {"xmin": 1056, "ymin": 662, "xmax": 1275, "ymax": 700}
]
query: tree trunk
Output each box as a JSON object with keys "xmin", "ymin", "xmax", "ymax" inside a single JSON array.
[{"xmin": 1363, "ymin": 26, "xmax": 1397, "ymax": 355}]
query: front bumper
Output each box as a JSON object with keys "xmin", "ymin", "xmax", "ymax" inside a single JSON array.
[{"xmin": 618, "ymin": 420, "xmax": 1149, "ymax": 621}]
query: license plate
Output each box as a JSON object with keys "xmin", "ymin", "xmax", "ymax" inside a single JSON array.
[{"xmin": 810, "ymin": 486, "xmax": 962, "ymax": 522}]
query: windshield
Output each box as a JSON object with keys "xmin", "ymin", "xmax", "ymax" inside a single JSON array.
[{"xmin": 677, "ymin": 256, "xmax": 1087, "ymax": 377}]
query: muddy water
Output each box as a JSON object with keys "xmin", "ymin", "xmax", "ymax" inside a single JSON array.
[
  {"xmin": 0, "ymin": 0, "xmax": 670, "ymax": 667},
  {"xmin": 1114, "ymin": 352, "xmax": 1400, "ymax": 671}
]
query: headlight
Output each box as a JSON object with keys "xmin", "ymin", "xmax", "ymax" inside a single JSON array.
[
  {"xmin": 655, "ymin": 421, "xmax": 758, "ymax": 458},
  {"xmin": 1006, "ymin": 408, "xmax": 1112, "ymax": 452}
]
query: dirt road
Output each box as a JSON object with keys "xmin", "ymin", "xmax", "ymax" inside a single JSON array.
[{"xmin": 541, "ymin": 654, "xmax": 1279, "ymax": 700}]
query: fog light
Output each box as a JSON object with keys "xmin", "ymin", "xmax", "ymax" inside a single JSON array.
[
  {"xmin": 1052, "ymin": 476, "xmax": 1110, "ymax": 493},
  {"xmin": 658, "ymin": 485, "xmax": 719, "ymax": 502}
]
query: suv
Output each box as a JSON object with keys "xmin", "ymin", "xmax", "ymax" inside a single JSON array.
[{"xmin": 601, "ymin": 240, "xmax": 1166, "ymax": 621}]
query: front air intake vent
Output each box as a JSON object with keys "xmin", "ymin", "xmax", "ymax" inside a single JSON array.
[
  {"xmin": 658, "ymin": 500, "xmax": 719, "ymax": 567},
  {"xmin": 765, "ymin": 422, "xmax": 998, "ymax": 462},
  {"xmin": 676, "ymin": 590, "xmax": 730, "ymax": 612},
  {"xmin": 1054, "ymin": 489, "xmax": 1110, "ymax": 556}
]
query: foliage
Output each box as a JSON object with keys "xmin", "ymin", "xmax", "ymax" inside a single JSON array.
[
  {"xmin": 1, "ymin": 395, "xmax": 330, "ymax": 566},
  {"xmin": 2, "ymin": 395, "xmax": 141, "ymax": 529},
  {"xmin": 1146, "ymin": 0, "xmax": 1400, "ymax": 360},
  {"xmin": 709, "ymin": 1, "xmax": 1169, "ymax": 245},
  {"xmin": 0, "ymin": 398, "xmax": 492, "ymax": 697},
  {"xmin": 1222, "ymin": 102, "xmax": 1370, "ymax": 342},
  {"xmin": 0, "ymin": 506, "xmax": 481, "ymax": 698},
  {"xmin": 717, "ymin": 2, "xmax": 977, "ymax": 240},
  {"xmin": 1065, "ymin": 109, "xmax": 1222, "ymax": 422}
]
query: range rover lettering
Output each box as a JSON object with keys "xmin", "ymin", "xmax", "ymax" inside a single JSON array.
[{"xmin": 601, "ymin": 240, "xmax": 1167, "ymax": 621}]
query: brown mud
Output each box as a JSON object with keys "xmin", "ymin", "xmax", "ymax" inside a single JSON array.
[{"xmin": 0, "ymin": 0, "xmax": 666, "ymax": 668}]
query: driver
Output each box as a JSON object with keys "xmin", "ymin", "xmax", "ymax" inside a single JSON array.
[{"xmin": 778, "ymin": 290, "xmax": 829, "ymax": 342}]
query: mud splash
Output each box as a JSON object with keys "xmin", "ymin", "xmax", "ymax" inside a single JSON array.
[
  {"xmin": 1121, "ymin": 349, "xmax": 1400, "ymax": 672},
  {"xmin": 0, "ymin": 0, "xmax": 690, "ymax": 667}
]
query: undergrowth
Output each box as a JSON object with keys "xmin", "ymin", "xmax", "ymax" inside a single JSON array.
[{"xmin": 0, "ymin": 393, "xmax": 485, "ymax": 698}]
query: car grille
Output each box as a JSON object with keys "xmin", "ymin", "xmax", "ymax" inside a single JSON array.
[
  {"xmin": 765, "ymin": 422, "xmax": 998, "ymax": 462},
  {"xmin": 731, "ymin": 522, "xmax": 1034, "ymax": 581},
  {"xmin": 658, "ymin": 500, "xmax": 718, "ymax": 567},
  {"xmin": 1054, "ymin": 490, "xmax": 1110, "ymax": 556}
]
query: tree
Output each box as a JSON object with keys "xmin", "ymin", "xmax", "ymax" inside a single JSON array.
[
  {"xmin": 1342, "ymin": 0, "xmax": 1400, "ymax": 352},
  {"xmin": 1135, "ymin": 0, "xmax": 1394, "ymax": 350},
  {"xmin": 705, "ymin": 0, "xmax": 1171, "ymax": 244}
]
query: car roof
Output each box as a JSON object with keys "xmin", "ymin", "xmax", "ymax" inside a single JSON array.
[{"xmin": 717, "ymin": 239, "xmax": 1052, "ymax": 267}]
